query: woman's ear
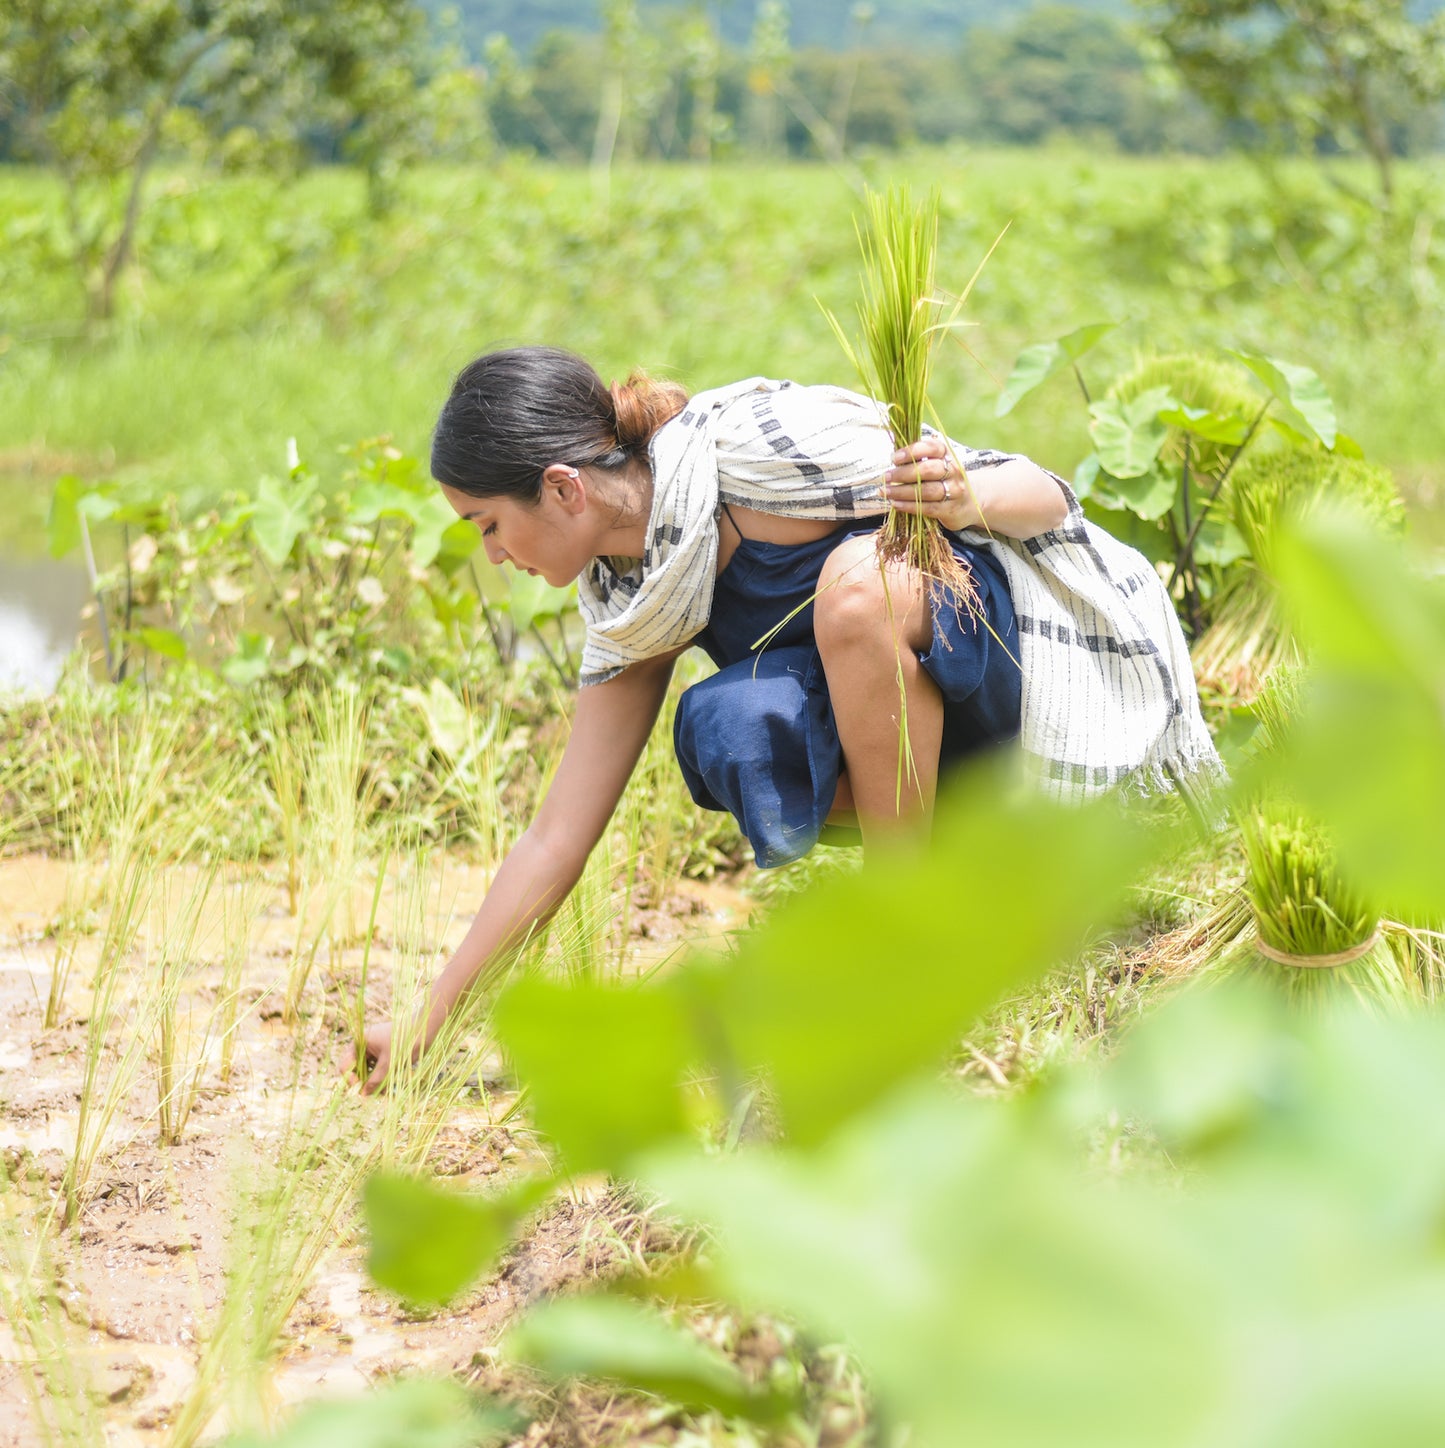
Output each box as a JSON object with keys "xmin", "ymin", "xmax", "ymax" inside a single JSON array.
[{"xmin": 540, "ymin": 463, "xmax": 586, "ymax": 513}]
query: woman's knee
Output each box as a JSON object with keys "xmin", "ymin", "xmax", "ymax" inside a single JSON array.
[{"xmin": 815, "ymin": 535, "xmax": 926, "ymax": 655}]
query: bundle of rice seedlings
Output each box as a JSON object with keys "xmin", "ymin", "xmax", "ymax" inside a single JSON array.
[
  {"xmin": 1223, "ymin": 805, "xmax": 1415, "ymax": 1011},
  {"xmin": 826, "ymin": 184, "xmax": 979, "ymax": 602},
  {"xmin": 1107, "ymin": 352, "xmax": 1258, "ymax": 484},
  {"xmin": 1381, "ymin": 919, "xmax": 1445, "ymax": 1002},
  {"xmin": 1193, "ymin": 450, "xmax": 1405, "ymax": 702}
]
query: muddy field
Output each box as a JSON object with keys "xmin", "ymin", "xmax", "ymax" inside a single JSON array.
[{"xmin": 0, "ymin": 854, "xmax": 757, "ymax": 1445}]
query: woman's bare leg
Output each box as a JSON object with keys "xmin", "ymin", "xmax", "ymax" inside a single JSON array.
[{"xmin": 815, "ymin": 534, "xmax": 942, "ymax": 849}]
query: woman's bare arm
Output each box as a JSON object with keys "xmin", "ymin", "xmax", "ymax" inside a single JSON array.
[
  {"xmin": 883, "ymin": 439, "xmax": 1070, "ymax": 540},
  {"xmin": 355, "ymin": 649, "xmax": 678, "ymax": 1092}
]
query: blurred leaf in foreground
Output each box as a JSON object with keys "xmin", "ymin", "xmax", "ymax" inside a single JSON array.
[
  {"xmin": 704, "ymin": 756, "xmax": 1160, "ymax": 1145},
  {"xmin": 364, "ymin": 1172, "xmax": 548, "ymax": 1307},
  {"xmin": 506, "ymin": 1294, "xmax": 795, "ymax": 1422},
  {"xmin": 222, "ymin": 1377, "xmax": 513, "ymax": 1447},
  {"xmin": 644, "ymin": 987, "xmax": 1445, "ymax": 1447},
  {"xmin": 1270, "ymin": 506, "xmax": 1445, "ymax": 917},
  {"xmin": 492, "ymin": 975, "xmax": 699, "ymax": 1175}
]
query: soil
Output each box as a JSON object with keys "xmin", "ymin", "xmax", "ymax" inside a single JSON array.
[{"xmin": 0, "ymin": 853, "xmax": 758, "ymax": 1447}]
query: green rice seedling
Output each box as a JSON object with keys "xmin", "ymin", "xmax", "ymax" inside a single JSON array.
[
  {"xmin": 1194, "ymin": 451, "xmax": 1406, "ymax": 701},
  {"xmin": 371, "ymin": 849, "xmax": 507, "ymax": 1171},
  {"xmin": 345, "ymin": 832, "xmax": 394, "ymax": 1076},
  {"xmin": 408, "ymin": 678, "xmax": 514, "ymax": 863},
  {"xmin": 218, "ymin": 869, "xmax": 269, "ymax": 1086},
  {"xmin": 0, "ymin": 1174, "xmax": 102, "ymax": 1447},
  {"xmin": 1381, "ymin": 919, "xmax": 1445, "ymax": 1001},
  {"xmin": 258, "ymin": 693, "xmax": 307, "ymax": 917},
  {"xmin": 150, "ymin": 863, "xmax": 227, "ymax": 1147},
  {"xmin": 64, "ymin": 843, "xmax": 163, "ymax": 1224},
  {"xmin": 42, "ymin": 860, "xmax": 98, "ymax": 1031},
  {"xmin": 824, "ymin": 184, "xmax": 1003, "ymax": 802},
  {"xmin": 825, "ymin": 186, "xmax": 978, "ymax": 590},
  {"xmin": 282, "ymin": 686, "xmax": 381, "ymax": 1023},
  {"xmin": 166, "ymin": 1071, "xmax": 374, "ymax": 1446}
]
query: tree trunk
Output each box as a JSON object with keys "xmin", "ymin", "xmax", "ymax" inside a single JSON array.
[{"xmin": 89, "ymin": 30, "xmax": 229, "ymax": 320}]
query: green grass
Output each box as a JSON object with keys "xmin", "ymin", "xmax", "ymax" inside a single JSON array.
[{"xmin": 3, "ymin": 150, "xmax": 1444, "ymax": 527}]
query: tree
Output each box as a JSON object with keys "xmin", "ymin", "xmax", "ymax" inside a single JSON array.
[
  {"xmin": 1138, "ymin": 0, "xmax": 1445, "ymax": 203},
  {"xmin": 0, "ymin": 0, "xmax": 430, "ymax": 319}
]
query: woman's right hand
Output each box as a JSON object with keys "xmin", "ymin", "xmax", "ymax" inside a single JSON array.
[{"xmin": 345, "ymin": 1020, "xmax": 397, "ymax": 1096}]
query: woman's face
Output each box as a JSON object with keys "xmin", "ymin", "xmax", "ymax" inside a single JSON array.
[{"xmin": 440, "ymin": 478, "xmax": 589, "ymax": 589}]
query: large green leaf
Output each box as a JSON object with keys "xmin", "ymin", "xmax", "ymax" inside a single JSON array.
[
  {"xmin": 643, "ymin": 1084, "xmax": 1223, "ymax": 1448},
  {"xmin": 249, "ymin": 474, "xmax": 318, "ymax": 566},
  {"xmin": 431, "ymin": 518, "xmax": 483, "ymax": 577},
  {"xmin": 1088, "ymin": 387, "xmax": 1173, "ymax": 479},
  {"xmin": 645, "ymin": 994, "xmax": 1445, "ymax": 1448},
  {"xmin": 410, "ymin": 493, "xmax": 462, "ymax": 569},
  {"xmin": 702, "ymin": 758, "xmax": 1154, "ymax": 1146},
  {"xmin": 505, "ymin": 572, "xmax": 576, "ymax": 632},
  {"xmin": 349, "ymin": 480, "xmax": 419, "ymax": 525},
  {"xmin": 46, "ymin": 475, "xmax": 116, "ymax": 559},
  {"xmin": 995, "ymin": 321, "xmax": 1117, "ymax": 417},
  {"xmin": 364, "ymin": 1172, "xmax": 548, "ymax": 1307},
  {"xmin": 507, "ymin": 1295, "xmax": 791, "ymax": 1421},
  {"xmin": 1156, "ymin": 403, "xmax": 1250, "ymax": 446},
  {"xmin": 1097, "ymin": 462, "xmax": 1177, "ymax": 521},
  {"xmin": 221, "ymin": 631, "xmax": 274, "ymax": 688},
  {"xmin": 133, "ymin": 626, "xmax": 188, "ymax": 662},
  {"xmin": 491, "ymin": 975, "xmax": 699, "ymax": 1175},
  {"xmin": 1231, "ymin": 349, "xmax": 1337, "ymax": 450}
]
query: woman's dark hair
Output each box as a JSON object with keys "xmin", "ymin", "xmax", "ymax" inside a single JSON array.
[{"xmin": 431, "ymin": 346, "xmax": 688, "ymax": 502}]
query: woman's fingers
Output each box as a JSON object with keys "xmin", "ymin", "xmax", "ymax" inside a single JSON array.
[{"xmin": 362, "ymin": 1048, "xmax": 389, "ymax": 1096}]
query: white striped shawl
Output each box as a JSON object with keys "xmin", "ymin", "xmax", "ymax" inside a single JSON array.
[{"xmin": 576, "ymin": 377, "xmax": 1221, "ymax": 798}]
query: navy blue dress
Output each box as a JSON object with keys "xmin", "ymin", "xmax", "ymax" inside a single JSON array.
[{"xmin": 672, "ymin": 520, "xmax": 1022, "ymax": 867}]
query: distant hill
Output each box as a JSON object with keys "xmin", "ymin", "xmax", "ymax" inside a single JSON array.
[{"xmin": 436, "ymin": 0, "xmax": 1129, "ymax": 57}]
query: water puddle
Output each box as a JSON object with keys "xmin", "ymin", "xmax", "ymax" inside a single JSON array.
[{"xmin": 0, "ymin": 551, "xmax": 88, "ymax": 695}]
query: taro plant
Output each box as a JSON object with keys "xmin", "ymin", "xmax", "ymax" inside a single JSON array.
[
  {"xmin": 997, "ymin": 328, "xmax": 1361, "ymax": 642},
  {"xmin": 43, "ymin": 436, "xmax": 583, "ymax": 693}
]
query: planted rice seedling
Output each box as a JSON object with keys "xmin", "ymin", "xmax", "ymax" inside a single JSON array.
[
  {"xmin": 166, "ymin": 1078, "xmax": 374, "ymax": 1446},
  {"xmin": 282, "ymin": 687, "xmax": 381, "ymax": 1023},
  {"xmin": 371, "ymin": 850, "xmax": 509, "ymax": 1172},
  {"xmin": 218, "ymin": 869, "xmax": 269, "ymax": 1086},
  {"xmin": 149, "ymin": 864, "xmax": 227, "ymax": 1147},
  {"xmin": 64, "ymin": 843, "xmax": 162, "ymax": 1225},
  {"xmin": 0, "ymin": 1175, "xmax": 102, "ymax": 1447}
]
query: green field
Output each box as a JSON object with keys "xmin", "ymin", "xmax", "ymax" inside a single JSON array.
[{"xmin": 5, "ymin": 149, "xmax": 1443, "ymax": 521}]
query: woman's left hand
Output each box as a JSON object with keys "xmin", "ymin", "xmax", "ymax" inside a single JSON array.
[{"xmin": 882, "ymin": 437, "xmax": 977, "ymax": 532}]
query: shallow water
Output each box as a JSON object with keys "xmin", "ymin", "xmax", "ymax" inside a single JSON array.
[{"xmin": 0, "ymin": 546, "xmax": 87, "ymax": 694}]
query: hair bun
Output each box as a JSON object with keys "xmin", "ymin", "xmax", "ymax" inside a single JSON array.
[{"xmin": 610, "ymin": 370, "xmax": 688, "ymax": 453}]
